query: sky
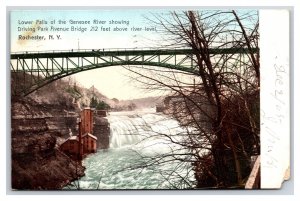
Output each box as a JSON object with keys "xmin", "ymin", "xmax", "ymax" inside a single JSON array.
[
  {"xmin": 10, "ymin": 9, "xmax": 177, "ymax": 100},
  {"xmin": 11, "ymin": 10, "xmax": 163, "ymax": 51},
  {"xmin": 10, "ymin": 9, "xmax": 257, "ymax": 100}
]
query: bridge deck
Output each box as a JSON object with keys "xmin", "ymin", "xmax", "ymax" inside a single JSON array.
[{"xmin": 11, "ymin": 47, "xmax": 258, "ymax": 59}]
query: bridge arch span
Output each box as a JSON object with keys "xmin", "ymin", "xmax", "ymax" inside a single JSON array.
[
  {"xmin": 13, "ymin": 61, "xmax": 197, "ymax": 96},
  {"xmin": 10, "ymin": 48, "xmax": 257, "ymax": 96}
]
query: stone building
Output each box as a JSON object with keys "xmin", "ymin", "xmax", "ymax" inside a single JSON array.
[
  {"xmin": 60, "ymin": 107, "xmax": 98, "ymax": 159},
  {"xmin": 60, "ymin": 136, "xmax": 82, "ymax": 159},
  {"xmin": 82, "ymin": 133, "xmax": 97, "ymax": 153},
  {"xmin": 80, "ymin": 107, "xmax": 94, "ymax": 134}
]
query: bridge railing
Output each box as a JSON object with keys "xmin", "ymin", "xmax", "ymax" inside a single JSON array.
[{"xmin": 10, "ymin": 47, "xmax": 191, "ymax": 55}]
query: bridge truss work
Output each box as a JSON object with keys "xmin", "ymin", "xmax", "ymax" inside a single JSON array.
[{"xmin": 10, "ymin": 47, "xmax": 258, "ymax": 96}]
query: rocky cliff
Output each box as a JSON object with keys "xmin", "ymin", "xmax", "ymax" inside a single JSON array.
[
  {"xmin": 94, "ymin": 116, "xmax": 110, "ymax": 149},
  {"xmin": 11, "ymin": 98, "xmax": 85, "ymax": 190},
  {"xmin": 11, "ymin": 78, "xmax": 111, "ymax": 190}
]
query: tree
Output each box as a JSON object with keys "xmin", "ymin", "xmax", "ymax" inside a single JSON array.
[
  {"xmin": 90, "ymin": 97, "xmax": 111, "ymax": 110},
  {"xmin": 97, "ymin": 100, "xmax": 111, "ymax": 110},
  {"xmin": 90, "ymin": 96, "xmax": 98, "ymax": 108},
  {"xmin": 112, "ymin": 98, "xmax": 120, "ymax": 104},
  {"xmin": 127, "ymin": 102, "xmax": 137, "ymax": 111},
  {"xmin": 124, "ymin": 10, "xmax": 260, "ymax": 188}
]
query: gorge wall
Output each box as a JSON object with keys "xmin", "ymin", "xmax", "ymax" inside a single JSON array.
[
  {"xmin": 11, "ymin": 98, "xmax": 86, "ymax": 189},
  {"xmin": 11, "ymin": 83, "xmax": 111, "ymax": 189}
]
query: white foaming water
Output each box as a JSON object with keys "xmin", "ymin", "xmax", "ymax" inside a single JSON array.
[
  {"xmin": 65, "ymin": 108, "xmax": 196, "ymax": 190},
  {"xmin": 108, "ymin": 108, "xmax": 187, "ymax": 151}
]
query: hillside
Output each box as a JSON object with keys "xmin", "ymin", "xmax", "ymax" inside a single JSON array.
[{"xmin": 27, "ymin": 78, "xmax": 112, "ymax": 110}]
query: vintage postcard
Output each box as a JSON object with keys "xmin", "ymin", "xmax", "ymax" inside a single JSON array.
[{"xmin": 9, "ymin": 8, "xmax": 290, "ymax": 190}]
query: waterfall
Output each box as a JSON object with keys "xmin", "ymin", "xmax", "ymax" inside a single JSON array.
[
  {"xmin": 66, "ymin": 108, "xmax": 196, "ymax": 189},
  {"xmin": 108, "ymin": 114, "xmax": 148, "ymax": 148},
  {"xmin": 107, "ymin": 108, "xmax": 189, "ymax": 151}
]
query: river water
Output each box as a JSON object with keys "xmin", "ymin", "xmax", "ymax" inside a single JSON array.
[{"xmin": 65, "ymin": 108, "xmax": 195, "ymax": 190}]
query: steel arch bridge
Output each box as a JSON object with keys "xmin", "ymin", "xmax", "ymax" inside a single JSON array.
[{"xmin": 10, "ymin": 47, "xmax": 258, "ymax": 96}]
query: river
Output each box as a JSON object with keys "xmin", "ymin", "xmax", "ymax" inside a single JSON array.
[{"xmin": 65, "ymin": 108, "xmax": 195, "ymax": 190}]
